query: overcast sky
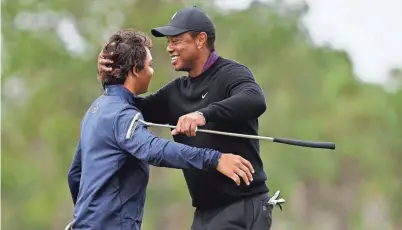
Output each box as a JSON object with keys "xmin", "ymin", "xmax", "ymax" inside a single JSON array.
[{"xmin": 214, "ymin": 0, "xmax": 402, "ymax": 84}]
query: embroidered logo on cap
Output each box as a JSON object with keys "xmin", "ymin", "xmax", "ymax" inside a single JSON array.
[{"xmin": 171, "ymin": 12, "xmax": 177, "ymax": 20}]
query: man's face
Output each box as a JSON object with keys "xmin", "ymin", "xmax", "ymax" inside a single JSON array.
[
  {"xmin": 166, "ymin": 32, "xmax": 199, "ymax": 72},
  {"xmin": 137, "ymin": 47, "xmax": 154, "ymax": 94}
]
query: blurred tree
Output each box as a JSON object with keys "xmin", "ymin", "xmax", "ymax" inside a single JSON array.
[{"xmin": 2, "ymin": 0, "xmax": 401, "ymax": 230}]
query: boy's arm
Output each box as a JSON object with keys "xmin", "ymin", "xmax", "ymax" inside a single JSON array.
[
  {"xmin": 67, "ymin": 141, "xmax": 82, "ymax": 205},
  {"xmin": 114, "ymin": 108, "xmax": 220, "ymax": 169},
  {"xmin": 113, "ymin": 108, "xmax": 254, "ymax": 186}
]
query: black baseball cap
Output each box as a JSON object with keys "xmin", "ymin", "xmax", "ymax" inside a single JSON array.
[{"xmin": 151, "ymin": 6, "xmax": 215, "ymax": 37}]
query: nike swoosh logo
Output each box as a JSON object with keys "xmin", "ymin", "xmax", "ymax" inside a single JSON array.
[{"xmin": 202, "ymin": 92, "xmax": 208, "ymax": 99}]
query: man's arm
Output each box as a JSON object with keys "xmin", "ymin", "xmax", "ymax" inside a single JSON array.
[
  {"xmin": 199, "ymin": 65, "xmax": 266, "ymax": 122},
  {"xmin": 172, "ymin": 65, "xmax": 266, "ymax": 136},
  {"xmin": 136, "ymin": 83, "xmax": 172, "ymax": 124},
  {"xmin": 68, "ymin": 141, "xmax": 82, "ymax": 205},
  {"xmin": 114, "ymin": 108, "xmax": 254, "ymax": 185}
]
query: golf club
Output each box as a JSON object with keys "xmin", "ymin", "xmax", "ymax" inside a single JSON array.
[{"xmin": 126, "ymin": 113, "xmax": 336, "ymax": 150}]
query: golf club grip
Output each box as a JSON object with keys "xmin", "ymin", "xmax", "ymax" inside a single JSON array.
[{"xmin": 273, "ymin": 137, "xmax": 335, "ymax": 150}]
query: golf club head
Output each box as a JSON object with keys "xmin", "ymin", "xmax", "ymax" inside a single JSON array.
[{"xmin": 125, "ymin": 113, "xmax": 142, "ymax": 139}]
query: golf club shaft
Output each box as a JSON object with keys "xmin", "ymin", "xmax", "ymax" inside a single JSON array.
[{"xmin": 140, "ymin": 120, "xmax": 335, "ymax": 150}]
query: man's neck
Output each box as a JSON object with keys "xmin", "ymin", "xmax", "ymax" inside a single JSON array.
[{"xmin": 188, "ymin": 50, "xmax": 211, "ymax": 78}]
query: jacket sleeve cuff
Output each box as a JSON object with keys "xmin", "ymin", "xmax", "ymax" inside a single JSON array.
[{"xmin": 209, "ymin": 150, "xmax": 222, "ymax": 169}]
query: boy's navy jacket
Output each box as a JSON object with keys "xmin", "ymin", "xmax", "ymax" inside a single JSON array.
[{"xmin": 67, "ymin": 85, "xmax": 221, "ymax": 230}]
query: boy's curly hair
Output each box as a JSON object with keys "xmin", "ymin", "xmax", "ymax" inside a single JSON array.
[{"xmin": 99, "ymin": 29, "xmax": 152, "ymax": 85}]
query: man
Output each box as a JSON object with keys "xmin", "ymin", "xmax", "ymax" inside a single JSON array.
[
  {"xmin": 98, "ymin": 6, "xmax": 278, "ymax": 230},
  {"xmin": 67, "ymin": 29, "xmax": 255, "ymax": 230}
]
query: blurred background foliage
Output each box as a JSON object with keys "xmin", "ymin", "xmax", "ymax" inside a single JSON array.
[{"xmin": 2, "ymin": 0, "xmax": 401, "ymax": 229}]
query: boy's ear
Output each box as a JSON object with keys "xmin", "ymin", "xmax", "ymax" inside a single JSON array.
[{"xmin": 132, "ymin": 65, "xmax": 140, "ymax": 77}]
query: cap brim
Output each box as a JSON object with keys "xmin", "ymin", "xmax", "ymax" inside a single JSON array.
[{"xmin": 151, "ymin": 26, "xmax": 189, "ymax": 37}]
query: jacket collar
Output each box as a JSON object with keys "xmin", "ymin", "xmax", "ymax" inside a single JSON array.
[
  {"xmin": 201, "ymin": 50, "xmax": 219, "ymax": 73},
  {"xmin": 104, "ymin": 84, "xmax": 136, "ymax": 105}
]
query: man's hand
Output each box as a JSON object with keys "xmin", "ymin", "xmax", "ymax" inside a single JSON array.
[
  {"xmin": 171, "ymin": 112, "xmax": 206, "ymax": 137},
  {"xmin": 216, "ymin": 154, "xmax": 254, "ymax": 186},
  {"xmin": 97, "ymin": 43, "xmax": 114, "ymax": 77}
]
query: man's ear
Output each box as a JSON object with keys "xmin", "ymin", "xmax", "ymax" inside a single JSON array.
[{"xmin": 197, "ymin": 32, "xmax": 207, "ymax": 49}]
